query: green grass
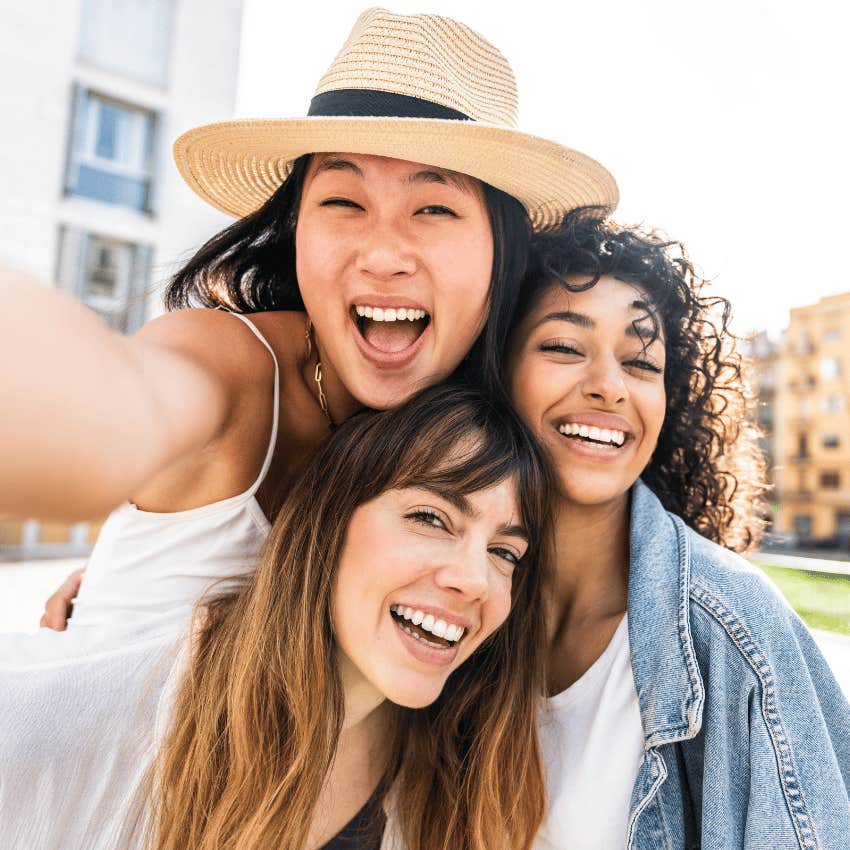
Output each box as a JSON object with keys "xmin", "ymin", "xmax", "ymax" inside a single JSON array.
[{"xmin": 751, "ymin": 561, "xmax": 850, "ymax": 636}]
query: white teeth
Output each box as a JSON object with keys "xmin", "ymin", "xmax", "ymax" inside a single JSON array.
[
  {"xmin": 558, "ymin": 423, "xmax": 627, "ymax": 447},
  {"xmin": 389, "ymin": 605, "xmax": 465, "ymax": 643},
  {"xmin": 354, "ymin": 306, "xmax": 428, "ymax": 322}
]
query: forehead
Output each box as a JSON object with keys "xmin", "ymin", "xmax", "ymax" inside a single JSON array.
[
  {"xmin": 306, "ymin": 152, "xmax": 479, "ymax": 194},
  {"xmin": 529, "ymin": 275, "xmax": 661, "ymax": 332}
]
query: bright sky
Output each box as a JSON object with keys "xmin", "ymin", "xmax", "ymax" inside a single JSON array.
[{"xmin": 236, "ymin": 0, "xmax": 849, "ymax": 337}]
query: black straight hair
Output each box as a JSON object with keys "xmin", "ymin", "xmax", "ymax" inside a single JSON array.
[{"xmin": 165, "ymin": 155, "xmax": 531, "ymax": 398}]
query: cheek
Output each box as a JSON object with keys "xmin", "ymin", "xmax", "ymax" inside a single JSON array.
[
  {"xmin": 437, "ymin": 230, "xmax": 493, "ymax": 333},
  {"xmin": 482, "ymin": 573, "xmax": 514, "ymax": 636}
]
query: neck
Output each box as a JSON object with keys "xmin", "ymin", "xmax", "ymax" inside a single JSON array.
[
  {"xmin": 301, "ymin": 334, "xmax": 363, "ymax": 428},
  {"xmin": 549, "ymin": 490, "xmax": 631, "ymax": 631}
]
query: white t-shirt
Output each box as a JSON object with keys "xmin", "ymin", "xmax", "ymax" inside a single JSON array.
[{"xmin": 534, "ymin": 615, "xmax": 645, "ymax": 850}]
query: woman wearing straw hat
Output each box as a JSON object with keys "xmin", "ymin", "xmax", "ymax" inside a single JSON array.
[{"xmin": 0, "ymin": 7, "xmax": 615, "ymax": 613}]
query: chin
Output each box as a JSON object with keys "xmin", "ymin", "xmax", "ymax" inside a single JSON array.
[
  {"xmin": 559, "ymin": 475, "xmax": 633, "ymax": 507},
  {"xmin": 352, "ymin": 372, "xmax": 435, "ymax": 411},
  {"xmin": 382, "ymin": 681, "xmax": 446, "ymax": 710}
]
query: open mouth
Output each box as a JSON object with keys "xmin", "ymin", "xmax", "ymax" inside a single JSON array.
[
  {"xmin": 352, "ymin": 305, "xmax": 431, "ymax": 355},
  {"xmin": 557, "ymin": 422, "xmax": 629, "ymax": 448},
  {"xmin": 389, "ymin": 604, "xmax": 465, "ymax": 650}
]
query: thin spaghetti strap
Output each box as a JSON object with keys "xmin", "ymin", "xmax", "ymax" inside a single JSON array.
[{"xmin": 225, "ymin": 312, "xmax": 280, "ymax": 494}]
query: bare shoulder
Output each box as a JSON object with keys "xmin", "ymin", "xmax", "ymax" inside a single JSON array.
[
  {"xmin": 132, "ymin": 308, "xmax": 286, "ymax": 392},
  {"xmin": 241, "ymin": 310, "xmax": 310, "ymax": 368}
]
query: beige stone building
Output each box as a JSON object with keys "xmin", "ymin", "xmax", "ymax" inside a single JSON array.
[{"xmin": 774, "ymin": 293, "xmax": 850, "ymax": 547}]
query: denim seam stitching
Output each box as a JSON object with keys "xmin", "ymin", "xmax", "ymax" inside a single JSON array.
[
  {"xmin": 690, "ymin": 582, "xmax": 820, "ymax": 850},
  {"xmin": 626, "ymin": 748, "xmax": 669, "ymax": 850},
  {"xmin": 644, "ymin": 516, "xmax": 704, "ymax": 747}
]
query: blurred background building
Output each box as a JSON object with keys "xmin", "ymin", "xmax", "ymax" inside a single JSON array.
[
  {"xmin": 0, "ymin": 0, "xmax": 243, "ymax": 558},
  {"xmin": 769, "ymin": 293, "xmax": 850, "ymax": 550}
]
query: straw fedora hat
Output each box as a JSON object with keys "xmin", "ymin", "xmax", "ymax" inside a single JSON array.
[{"xmin": 173, "ymin": 7, "xmax": 618, "ymax": 230}]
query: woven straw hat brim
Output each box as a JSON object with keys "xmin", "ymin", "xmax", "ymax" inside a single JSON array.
[{"xmin": 173, "ymin": 117, "xmax": 618, "ymax": 231}]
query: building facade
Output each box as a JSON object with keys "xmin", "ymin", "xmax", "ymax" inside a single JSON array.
[
  {"xmin": 0, "ymin": 0, "xmax": 243, "ymax": 558},
  {"xmin": 774, "ymin": 293, "xmax": 850, "ymax": 548}
]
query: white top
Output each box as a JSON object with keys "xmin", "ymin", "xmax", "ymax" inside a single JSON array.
[
  {"xmin": 0, "ymin": 313, "xmax": 279, "ymax": 850},
  {"xmin": 534, "ymin": 615, "xmax": 645, "ymax": 850}
]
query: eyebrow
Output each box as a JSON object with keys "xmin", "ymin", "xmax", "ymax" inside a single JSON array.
[
  {"xmin": 537, "ymin": 301, "xmax": 660, "ymax": 341},
  {"xmin": 313, "ymin": 156, "xmax": 473, "ymax": 194},
  {"xmin": 418, "ymin": 484, "xmax": 529, "ymax": 543}
]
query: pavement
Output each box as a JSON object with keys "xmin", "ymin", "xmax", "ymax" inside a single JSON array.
[{"xmin": 1, "ymin": 557, "xmax": 849, "ymax": 699}]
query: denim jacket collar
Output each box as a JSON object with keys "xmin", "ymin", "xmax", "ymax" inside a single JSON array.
[{"xmin": 627, "ymin": 480, "xmax": 705, "ymax": 747}]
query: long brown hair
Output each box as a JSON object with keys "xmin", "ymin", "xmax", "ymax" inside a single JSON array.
[{"xmin": 151, "ymin": 383, "xmax": 554, "ymax": 850}]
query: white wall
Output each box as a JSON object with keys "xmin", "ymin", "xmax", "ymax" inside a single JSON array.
[{"xmin": 0, "ymin": 0, "xmax": 243, "ymax": 319}]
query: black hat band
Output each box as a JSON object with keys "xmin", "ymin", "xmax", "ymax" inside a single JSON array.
[{"xmin": 308, "ymin": 89, "xmax": 472, "ymax": 121}]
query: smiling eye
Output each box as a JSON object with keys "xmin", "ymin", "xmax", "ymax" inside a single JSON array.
[
  {"xmin": 490, "ymin": 546, "xmax": 521, "ymax": 566},
  {"xmin": 539, "ymin": 342, "xmax": 581, "ymax": 356},
  {"xmin": 320, "ymin": 197, "xmax": 363, "ymax": 210},
  {"xmin": 625, "ymin": 357, "xmax": 663, "ymax": 374},
  {"xmin": 416, "ymin": 205, "xmax": 458, "ymax": 217},
  {"xmin": 406, "ymin": 508, "xmax": 447, "ymax": 529}
]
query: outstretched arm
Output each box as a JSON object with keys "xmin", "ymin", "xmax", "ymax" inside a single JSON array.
[{"xmin": 0, "ymin": 276, "xmax": 229, "ymax": 520}]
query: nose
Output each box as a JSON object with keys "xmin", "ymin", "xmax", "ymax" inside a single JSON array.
[
  {"xmin": 432, "ymin": 544, "xmax": 490, "ymax": 602},
  {"xmin": 355, "ymin": 215, "xmax": 417, "ymax": 281},
  {"xmin": 581, "ymin": 355, "xmax": 628, "ymax": 405}
]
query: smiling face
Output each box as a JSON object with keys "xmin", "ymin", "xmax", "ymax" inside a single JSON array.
[
  {"xmin": 331, "ymin": 478, "xmax": 527, "ymax": 709},
  {"xmin": 295, "ymin": 153, "xmax": 494, "ymax": 410},
  {"xmin": 507, "ymin": 276, "xmax": 667, "ymax": 508}
]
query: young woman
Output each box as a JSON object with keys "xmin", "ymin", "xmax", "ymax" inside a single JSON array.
[
  {"xmin": 0, "ymin": 384, "xmax": 554, "ymax": 850},
  {"xmin": 506, "ymin": 210, "xmax": 850, "ymax": 849},
  {"xmin": 0, "ymin": 7, "xmax": 615, "ymax": 626}
]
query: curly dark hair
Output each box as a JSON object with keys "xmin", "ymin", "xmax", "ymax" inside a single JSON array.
[{"xmin": 512, "ymin": 207, "xmax": 767, "ymax": 552}]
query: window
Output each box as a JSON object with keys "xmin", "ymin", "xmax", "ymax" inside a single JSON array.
[
  {"xmin": 57, "ymin": 227, "xmax": 151, "ymax": 333},
  {"xmin": 78, "ymin": 0, "xmax": 175, "ymax": 86},
  {"xmin": 796, "ymin": 433, "xmax": 809, "ymax": 458},
  {"xmin": 793, "ymin": 515, "xmax": 813, "ymax": 539},
  {"xmin": 799, "ymin": 398, "xmax": 812, "ymax": 420},
  {"xmin": 823, "ymin": 329, "xmax": 842, "ymax": 343},
  {"xmin": 822, "ymin": 394, "xmax": 845, "ymax": 415},
  {"xmin": 66, "ymin": 89, "xmax": 155, "ymax": 212},
  {"xmin": 823, "ymin": 434, "xmax": 840, "ymax": 449},
  {"xmin": 795, "ymin": 330, "xmax": 813, "ymax": 355},
  {"xmin": 820, "ymin": 471, "xmax": 841, "ymax": 489},
  {"xmin": 819, "ymin": 356, "xmax": 841, "ymax": 380}
]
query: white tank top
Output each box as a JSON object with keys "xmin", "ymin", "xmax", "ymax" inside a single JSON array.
[{"xmin": 0, "ymin": 313, "xmax": 280, "ymax": 849}]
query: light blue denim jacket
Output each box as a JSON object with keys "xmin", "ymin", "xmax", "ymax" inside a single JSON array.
[{"xmin": 626, "ymin": 480, "xmax": 850, "ymax": 850}]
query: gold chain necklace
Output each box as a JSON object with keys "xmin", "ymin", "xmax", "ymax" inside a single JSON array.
[{"xmin": 305, "ymin": 319, "xmax": 335, "ymax": 430}]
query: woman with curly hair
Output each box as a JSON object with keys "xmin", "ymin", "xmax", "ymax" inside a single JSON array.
[{"xmin": 506, "ymin": 210, "xmax": 850, "ymax": 849}]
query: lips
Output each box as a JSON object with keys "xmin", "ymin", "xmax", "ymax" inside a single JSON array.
[{"xmin": 349, "ymin": 304, "xmax": 432, "ymax": 368}]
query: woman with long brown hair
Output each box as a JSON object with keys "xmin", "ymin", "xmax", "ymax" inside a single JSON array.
[{"xmin": 0, "ymin": 383, "xmax": 553, "ymax": 850}]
